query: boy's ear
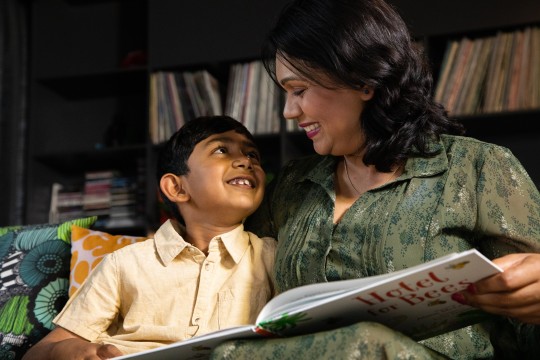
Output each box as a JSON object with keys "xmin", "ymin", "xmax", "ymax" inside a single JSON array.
[{"xmin": 160, "ymin": 173, "xmax": 190, "ymax": 203}]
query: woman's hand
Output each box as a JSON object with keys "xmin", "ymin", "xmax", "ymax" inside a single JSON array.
[{"xmin": 454, "ymin": 253, "xmax": 540, "ymax": 324}]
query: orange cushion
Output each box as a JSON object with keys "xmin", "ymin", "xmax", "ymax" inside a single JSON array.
[{"xmin": 69, "ymin": 225, "xmax": 146, "ymax": 296}]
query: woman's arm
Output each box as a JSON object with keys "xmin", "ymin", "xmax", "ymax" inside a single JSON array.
[{"xmin": 464, "ymin": 145, "xmax": 540, "ymax": 323}]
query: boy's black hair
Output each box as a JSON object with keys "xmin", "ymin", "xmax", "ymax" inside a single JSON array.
[{"xmin": 156, "ymin": 115, "xmax": 257, "ymax": 224}]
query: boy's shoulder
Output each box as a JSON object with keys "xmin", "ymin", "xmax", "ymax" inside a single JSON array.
[
  {"xmin": 245, "ymin": 231, "xmax": 276, "ymax": 271},
  {"xmin": 246, "ymin": 231, "xmax": 277, "ymax": 252},
  {"xmin": 105, "ymin": 237, "xmax": 154, "ymax": 260}
]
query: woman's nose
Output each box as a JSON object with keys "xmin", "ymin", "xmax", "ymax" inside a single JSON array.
[{"xmin": 283, "ymin": 94, "xmax": 300, "ymax": 120}]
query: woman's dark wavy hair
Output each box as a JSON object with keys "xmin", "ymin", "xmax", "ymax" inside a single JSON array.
[
  {"xmin": 156, "ymin": 115, "xmax": 257, "ymax": 224},
  {"xmin": 262, "ymin": 0, "xmax": 464, "ymax": 171}
]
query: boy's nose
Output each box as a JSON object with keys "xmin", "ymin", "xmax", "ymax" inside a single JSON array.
[{"xmin": 233, "ymin": 156, "xmax": 253, "ymax": 169}]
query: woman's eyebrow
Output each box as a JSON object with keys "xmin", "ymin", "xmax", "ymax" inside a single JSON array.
[{"xmin": 280, "ymin": 75, "xmax": 302, "ymax": 86}]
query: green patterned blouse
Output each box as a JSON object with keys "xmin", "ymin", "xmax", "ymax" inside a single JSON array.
[{"xmin": 246, "ymin": 135, "xmax": 540, "ymax": 359}]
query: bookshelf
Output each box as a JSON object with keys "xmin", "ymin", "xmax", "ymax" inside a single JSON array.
[
  {"xmin": 391, "ymin": 0, "xmax": 540, "ymax": 187},
  {"xmin": 26, "ymin": 0, "xmax": 294, "ymax": 234},
  {"xmin": 25, "ymin": 0, "xmax": 540, "ymax": 234}
]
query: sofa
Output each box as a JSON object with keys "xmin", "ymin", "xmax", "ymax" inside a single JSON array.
[
  {"xmin": 0, "ymin": 216, "xmax": 146, "ymax": 359},
  {"xmin": 2, "ymin": 218, "xmax": 536, "ymax": 360}
]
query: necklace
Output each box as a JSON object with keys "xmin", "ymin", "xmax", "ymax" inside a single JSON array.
[{"xmin": 343, "ymin": 158, "xmax": 399, "ymax": 195}]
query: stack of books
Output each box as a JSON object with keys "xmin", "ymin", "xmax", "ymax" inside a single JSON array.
[
  {"xmin": 49, "ymin": 169, "xmax": 145, "ymax": 230},
  {"xmin": 49, "ymin": 183, "xmax": 84, "ymax": 223}
]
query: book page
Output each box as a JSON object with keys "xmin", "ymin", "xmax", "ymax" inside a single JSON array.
[
  {"xmin": 115, "ymin": 325, "xmax": 258, "ymax": 360},
  {"xmin": 257, "ymin": 251, "xmax": 477, "ymax": 322},
  {"xmin": 257, "ymin": 249, "xmax": 502, "ymax": 340}
]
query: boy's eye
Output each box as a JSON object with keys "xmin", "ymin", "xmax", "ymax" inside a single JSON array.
[
  {"xmin": 246, "ymin": 151, "xmax": 261, "ymax": 162},
  {"xmin": 213, "ymin": 146, "xmax": 227, "ymax": 154}
]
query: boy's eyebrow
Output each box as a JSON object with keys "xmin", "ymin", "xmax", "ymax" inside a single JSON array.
[{"xmin": 205, "ymin": 136, "xmax": 258, "ymax": 149}]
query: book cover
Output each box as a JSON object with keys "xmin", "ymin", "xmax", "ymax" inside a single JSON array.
[{"xmin": 115, "ymin": 249, "xmax": 501, "ymax": 360}]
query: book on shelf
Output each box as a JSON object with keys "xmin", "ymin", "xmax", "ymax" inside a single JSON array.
[
  {"xmin": 453, "ymin": 38, "xmax": 484, "ymax": 115},
  {"xmin": 174, "ymin": 73, "xmax": 197, "ymax": 127},
  {"xmin": 224, "ymin": 60, "xmax": 282, "ymax": 135},
  {"xmin": 434, "ymin": 25, "xmax": 540, "ymax": 115},
  {"xmin": 434, "ymin": 40, "xmax": 460, "ymax": 104},
  {"xmin": 483, "ymin": 31, "xmax": 508, "ymax": 113},
  {"xmin": 516, "ymin": 27, "xmax": 533, "ymax": 110},
  {"xmin": 149, "ymin": 73, "xmax": 160, "ymax": 144},
  {"xmin": 194, "ymin": 70, "xmax": 223, "ymax": 116},
  {"xmin": 531, "ymin": 27, "xmax": 540, "ymax": 109},
  {"xmin": 165, "ymin": 72, "xmax": 185, "ymax": 131},
  {"xmin": 115, "ymin": 249, "xmax": 501, "ymax": 360},
  {"xmin": 149, "ymin": 70, "xmax": 223, "ymax": 144},
  {"xmin": 443, "ymin": 37, "xmax": 474, "ymax": 114},
  {"xmin": 505, "ymin": 29, "xmax": 525, "ymax": 111},
  {"xmin": 460, "ymin": 37, "xmax": 493, "ymax": 115}
]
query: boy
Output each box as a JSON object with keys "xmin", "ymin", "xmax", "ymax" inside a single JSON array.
[{"xmin": 23, "ymin": 116, "xmax": 276, "ymax": 359}]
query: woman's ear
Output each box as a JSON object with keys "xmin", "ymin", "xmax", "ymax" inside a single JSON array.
[
  {"xmin": 160, "ymin": 173, "xmax": 190, "ymax": 203},
  {"xmin": 360, "ymin": 86, "xmax": 375, "ymax": 101}
]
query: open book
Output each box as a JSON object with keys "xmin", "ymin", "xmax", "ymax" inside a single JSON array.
[{"xmin": 116, "ymin": 249, "xmax": 502, "ymax": 360}]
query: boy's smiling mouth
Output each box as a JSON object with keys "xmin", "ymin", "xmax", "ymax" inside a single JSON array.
[{"xmin": 227, "ymin": 177, "xmax": 255, "ymax": 188}]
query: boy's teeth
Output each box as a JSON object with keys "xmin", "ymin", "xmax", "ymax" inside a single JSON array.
[{"xmin": 230, "ymin": 178, "xmax": 252, "ymax": 187}]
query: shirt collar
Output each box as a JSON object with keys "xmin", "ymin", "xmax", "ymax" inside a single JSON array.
[
  {"xmin": 154, "ymin": 219, "xmax": 249, "ymax": 266},
  {"xmin": 295, "ymin": 136, "xmax": 449, "ymax": 188},
  {"xmin": 402, "ymin": 136, "xmax": 449, "ymax": 179},
  {"xmin": 218, "ymin": 224, "xmax": 250, "ymax": 264},
  {"xmin": 154, "ymin": 220, "xmax": 189, "ymax": 266}
]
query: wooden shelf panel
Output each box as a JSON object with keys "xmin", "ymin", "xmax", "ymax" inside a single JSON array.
[{"xmin": 35, "ymin": 145, "xmax": 147, "ymax": 174}]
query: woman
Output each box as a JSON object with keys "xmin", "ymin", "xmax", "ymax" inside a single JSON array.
[{"xmin": 224, "ymin": 0, "xmax": 540, "ymax": 358}]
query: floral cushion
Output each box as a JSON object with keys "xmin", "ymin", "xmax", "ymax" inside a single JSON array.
[{"xmin": 0, "ymin": 217, "xmax": 96, "ymax": 360}]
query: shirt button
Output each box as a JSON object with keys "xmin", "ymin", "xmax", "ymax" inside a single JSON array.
[
  {"xmin": 205, "ymin": 263, "xmax": 210, "ymax": 270},
  {"xmin": 193, "ymin": 317, "xmax": 200, "ymax": 324}
]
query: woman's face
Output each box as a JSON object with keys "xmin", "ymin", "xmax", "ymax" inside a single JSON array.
[{"xmin": 275, "ymin": 56, "xmax": 373, "ymax": 156}]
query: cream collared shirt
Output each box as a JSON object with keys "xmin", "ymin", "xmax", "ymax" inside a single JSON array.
[{"xmin": 54, "ymin": 220, "xmax": 276, "ymax": 355}]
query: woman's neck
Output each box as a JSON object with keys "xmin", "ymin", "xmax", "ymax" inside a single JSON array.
[{"xmin": 333, "ymin": 156, "xmax": 401, "ymax": 223}]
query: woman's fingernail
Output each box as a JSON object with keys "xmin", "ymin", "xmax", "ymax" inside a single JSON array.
[
  {"xmin": 451, "ymin": 292, "xmax": 467, "ymax": 305},
  {"xmin": 466, "ymin": 283, "xmax": 477, "ymax": 294}
]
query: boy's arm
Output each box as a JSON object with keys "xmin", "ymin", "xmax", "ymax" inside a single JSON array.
[{"xmin": 22, "ymin": 326, "xmax": 123, "ymax": 360}]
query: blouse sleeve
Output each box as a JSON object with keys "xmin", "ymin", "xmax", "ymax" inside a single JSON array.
[
  {"xmin": 475, "ymin": 144, "xmax": 540, "ymax": 258},
  {"xmin": 474, "ymin": 145, "xmax": 540, "ymax": 356}
]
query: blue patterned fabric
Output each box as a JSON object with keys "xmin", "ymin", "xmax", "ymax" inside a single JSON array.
[{"xmin": 0, "ymin": 217, "xmax": 96, "ymax": 359}]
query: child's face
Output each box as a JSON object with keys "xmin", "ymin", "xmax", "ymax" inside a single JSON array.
[{"xmin": 182, "ymin": 130, "xmax": 265, "ymax": 223}]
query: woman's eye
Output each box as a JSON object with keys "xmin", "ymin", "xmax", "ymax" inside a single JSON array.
[{"xmin": 292, "ymin": 88, "xmax": 306, "ymax": 96}]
